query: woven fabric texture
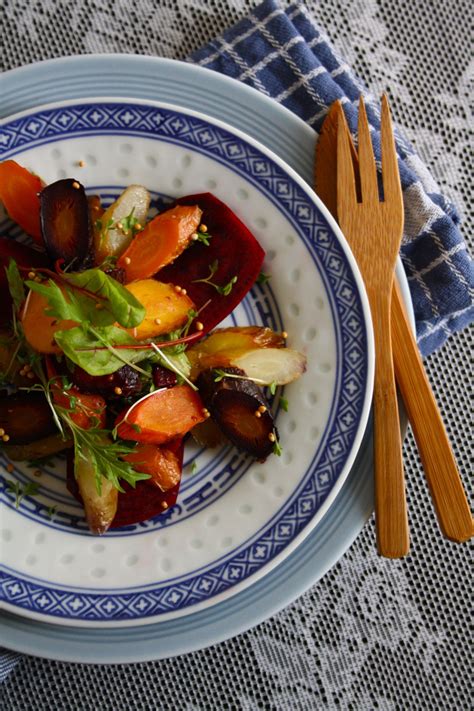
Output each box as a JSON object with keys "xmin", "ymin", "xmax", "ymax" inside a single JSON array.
[
  {"xmin": 1, "ymin": 0, "xmax": 472, "ymax": 709},
  {"xmin": 189, "ymin": 0, "xmax": 473, "ymax": 355}
]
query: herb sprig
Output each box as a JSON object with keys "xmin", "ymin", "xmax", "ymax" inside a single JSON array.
[
  {"xmin": 193, "ymin": 229, "xmax": 212, "ymax": 247},
  {"xmin": 6, "ymin": 479, "xmax": 40, "ymax": 508},
  {"xmin": 193, "ymin": 260, "xmax": 237, "ymax": 296},
  {"xmin": 256, "ymin": 271, "xmax": 271, "ymax": 285}
]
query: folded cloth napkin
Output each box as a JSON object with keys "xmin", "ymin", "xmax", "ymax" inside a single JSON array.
[
  {"xmin": 190, "ymin": 0, "xmax": 474, "ymax": 356},
  {"xmin": 2, "ymin": 0, "xmax": 472, "ymax": 684}
]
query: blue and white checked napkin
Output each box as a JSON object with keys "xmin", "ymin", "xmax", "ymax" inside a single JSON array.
[
  {"xmin": 190, "ymin": 0, "xmax": 474, "ymax": 356},
  {"xmin": 1, "ymin": 0, "xmax": 473, "ymax": 684}
]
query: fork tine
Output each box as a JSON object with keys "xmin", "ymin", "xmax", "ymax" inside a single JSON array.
[
  {"xmin": 337, "ymin": 106, "xmax": 358, "ymax": 215},
  {"xmin": 380, "ymin": 94, "xmax": 403, "ymax": 205},
  {"xmin": 357, "ymin": 96, "xmax": 379, "ymax": 204}
]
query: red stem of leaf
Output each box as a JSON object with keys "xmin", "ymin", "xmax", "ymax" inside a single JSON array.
[{"xmin": 76, "ymin": 330, "xmax": 203, "ymax": 352}]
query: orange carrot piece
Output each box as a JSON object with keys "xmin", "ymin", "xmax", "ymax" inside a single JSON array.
[
  {"xmin": 124, "ymin": 443, "xmax": 181, "ymax": 491},
  {"xmin": 118, "ymin": 204, "xmax": 202, "ymax": 282},
  {"xmin": 117, "ymin": 385, "xmax": 206, "ymax": 444},
  {"xmin": 54, "ymin": 388, "xmax": 106, "ymax": 430},
  {"xmin": 0, "ymin": 161, "xmax": 43, "ymax": 244},
  {"xmin": 45, "ymin": 357, "xmax": 107, "ymax": 429},
  {"xmin": 21, "ymin": 289, "xmax": 77, "ymax": 354}
]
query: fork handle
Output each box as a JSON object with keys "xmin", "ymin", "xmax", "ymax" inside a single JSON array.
[
  {"xmin": 391, "ymin": 281, "xmax": 473, "ymax": 542},
  {"xmin": 370, "ymin": 285, "xmax": 410, "ymax": 558}
]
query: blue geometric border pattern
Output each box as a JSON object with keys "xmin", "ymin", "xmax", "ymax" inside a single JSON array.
[{"xmin": 0, "ymin": 103, "xmax": 368, "ymax": 619}]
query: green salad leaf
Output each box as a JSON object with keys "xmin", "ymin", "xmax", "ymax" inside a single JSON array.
[
  {"xmin": 54, "ymin": 325, "xmax": 152, "ymax": 376},
  {"xmin": 26, "ymin": 268, "xmax": 145, "ymax": 329},
  {"xmin": 6, "ymin": 260, "xmax": 26, "ymax": 312},
  {"xmin": 64, "ymin": 268, "xmax": 145, "ymax": 328},
  {"xmin": 25, "ymin": 278, "xmax": 106, "ymax": 324}
]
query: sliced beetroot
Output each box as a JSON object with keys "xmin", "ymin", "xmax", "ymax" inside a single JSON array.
[
  {"xmin": 0, "ymin": 237, "xmax": 50, "ymax": 324},
  {"xmin": 40, "ymin": 179, "xmax": 93, "ymax": 269},
  {"xmin": 111, "ymin": 480, "xmax": 180, "ymax": 528},
  {"xmin": 152, "ymin": 365, "xmax": 178, "ymax": 389},
  {"xmin": 197, "ymin": 367, "xmax": 277, "ymax": 460},
  {"xmin": 70, "ymin": 364, "xmax": 143, "ymax": 399},
  {"xmin": 158, "ymin": 193, "xmax": 265, "ymax": 337},
  {"xmin": 66, "ymin": 439, "xmax": 184, "ymax": 528}
]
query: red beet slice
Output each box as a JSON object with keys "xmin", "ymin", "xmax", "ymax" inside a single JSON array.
[
  {"xmin": 152, "ymin": 365, "xmax": 178, "ymax": 389},
  {"xmin": 0, "ymin": 237, "xmax": 50, "ymax": 324},
  {"xmin": 40, "ymin": 179, "xmax": 93, "ymax": 269},
  {"xmin": 158, "ymin": 193, "xmax": 265, "ymax": 336},
  {"xmin": 66, "ymin": 439, "xmax": 184, "ymax": 528},
  {"xmin": 70, "ymin": 364, "xmax": 143, "ymax": 399}
]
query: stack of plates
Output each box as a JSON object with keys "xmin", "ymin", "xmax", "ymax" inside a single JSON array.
[{"xmin": 0, "ymin": 56, "xmax": 412, "ymax": 663}]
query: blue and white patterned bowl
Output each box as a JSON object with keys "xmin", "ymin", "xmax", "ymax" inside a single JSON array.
[{"xmin": 0, "ymin": 99, "xmax": 374, "ymax": 626}]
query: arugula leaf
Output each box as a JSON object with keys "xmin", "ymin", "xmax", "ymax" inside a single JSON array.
[
  {"xmin": 54, "ymin": 325, "xmax": 152, "ymax": 376},
  {"xmin": 70, "ymin": 427, "xmax": 150, "ymax": 493},
  {"xmin": 64, "ymin": 269, "xmax": 145, "ymax": 328},
  {"xmin": 6, "ymin": 260, "xmax": 26, "ymax": 312}
]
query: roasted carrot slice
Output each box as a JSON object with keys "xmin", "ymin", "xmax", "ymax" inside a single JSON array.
[
  {"xmin": 0, "ymin": 237, "xmax": 49, "ymax": 325},
  {"xmin": 116, "ymin": 385, "xmax": 206, "ymax": 444},
  {"xmin": 46, "ymin": 356, "xmax": 106, "ymax": 430},
  {"xmin": 53, "ymin": 388, "xmax": 106, "ymax": 430},
  {"xmin": 118, "ymin": 204, "xmax": 202, "ymax": 282},
  {"xmin": 158, "ymin": 193, "xmax": 265, "ymax": 336},
  {"xmin": 124, "ymin": 443, "xmax": 181, "ymax": 491},
  {"xmin": 21, "ymin": 289, "xmax": 77, "ymax": 354},
  {"xmin": 0, "ymin": 161, "xmax": 43, "ymax": 244}
]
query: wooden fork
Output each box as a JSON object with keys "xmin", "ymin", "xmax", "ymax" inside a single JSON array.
[
  {"xmin": 337, "ymin": 96, "xmax": 409, "ymax": 557},
  {"xmin": 316, "ymin": 100, "xmax": 473, "ymax": 545}
]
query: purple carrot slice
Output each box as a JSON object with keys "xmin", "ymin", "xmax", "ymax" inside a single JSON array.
[
  {"xmin": 40, "ymin": 179, "xmax": 93, "ymax": 269},
  {"xmin": 0, "ymin": 392, "xmax": 57, "ymax": 444},
  {"xmin": 197, "ymin": 367, "xmax": 277, "ymax": 460}
]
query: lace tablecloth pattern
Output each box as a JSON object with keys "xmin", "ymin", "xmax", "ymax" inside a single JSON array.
[{"xmin": 1, "ymin": 1, "xmax": 472, "ymax": 709}]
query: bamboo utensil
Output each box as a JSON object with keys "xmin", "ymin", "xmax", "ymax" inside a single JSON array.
[
  {"xmin": 315, "ymin": 100, "xmax": 473, "ymax": 545},
  {"xmin": 337, "ymin": 96, "xmax": 408, "ymax": 557}
]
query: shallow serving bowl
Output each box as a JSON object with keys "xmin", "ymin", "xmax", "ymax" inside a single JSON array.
[{"xmin": 0, "ymin": 97, "xmax": 374, "ymax": 629}]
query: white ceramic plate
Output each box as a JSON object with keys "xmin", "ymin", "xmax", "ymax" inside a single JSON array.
[{"xmin": 0, "ymin": 97, "xmax": 373, "ymax": 627}]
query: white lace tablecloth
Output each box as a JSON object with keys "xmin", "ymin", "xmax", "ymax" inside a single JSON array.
[{"xmin": 1, "ymin": 1, "xmax": 472, "ymax": 709}]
